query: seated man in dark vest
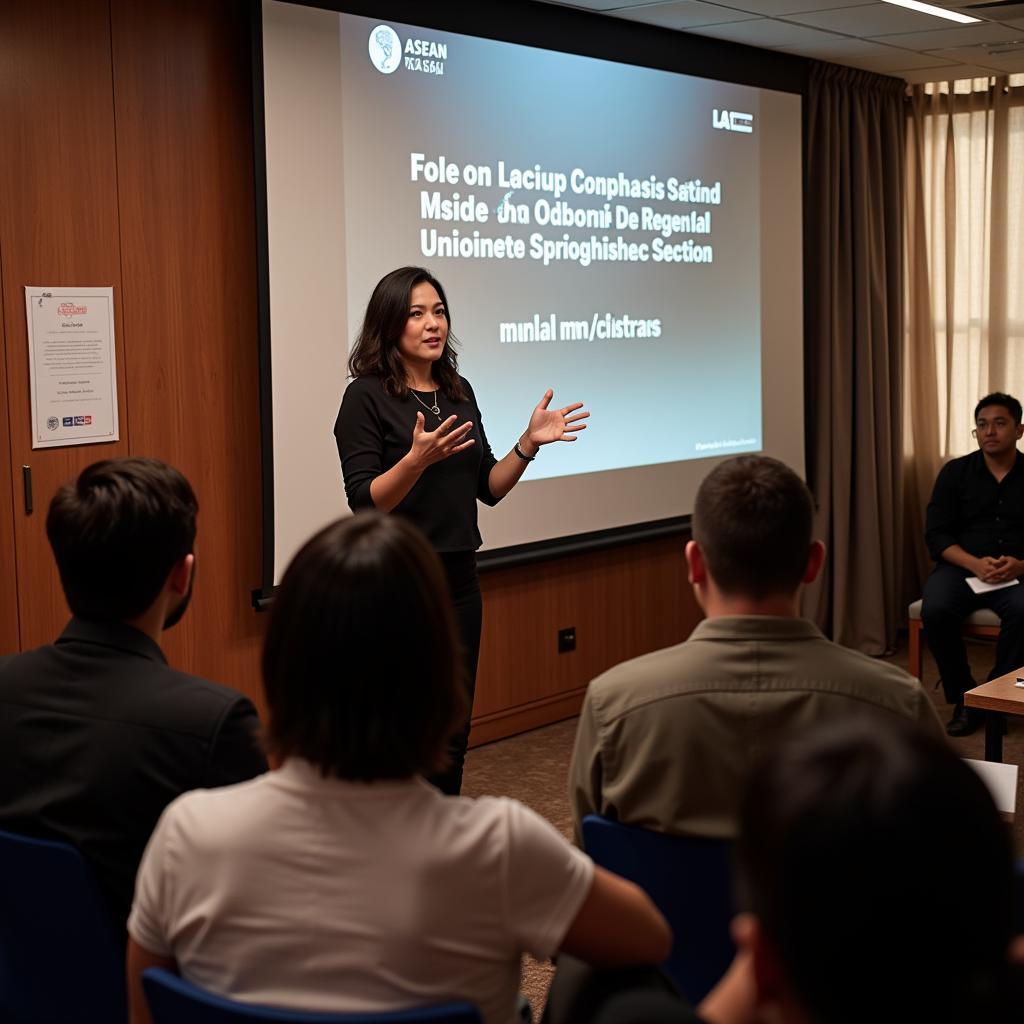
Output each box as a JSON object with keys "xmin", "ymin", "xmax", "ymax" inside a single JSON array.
[
  {"xmin": 922, "ymin": 392, "xmax": 1024, "ymax": 735},
  {"xmin": 0, "ymin": 457, "xmax": 267, "ymax": 929}
]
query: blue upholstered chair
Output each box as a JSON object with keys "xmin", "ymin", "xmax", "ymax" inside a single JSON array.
[
  {"xmin": 142, "ymin": 968, "xmax": 483, "ymax": 1024},
  {"xmin": 0, "ymin": 828, "xmax": 126, "ymax": 1023},
  {"xmin": 581, "ymin": 814, "xmax": 735, "ymax": 1004}
]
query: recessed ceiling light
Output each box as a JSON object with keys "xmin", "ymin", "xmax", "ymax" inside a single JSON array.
[{"xmin": 880, "ymin": 0, "xmax": 981, "ymax": 22}]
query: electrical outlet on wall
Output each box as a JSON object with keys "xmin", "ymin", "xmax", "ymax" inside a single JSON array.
[{"xmin": 558, "ymin": 627, "xmax": 576, "ymax": 653}]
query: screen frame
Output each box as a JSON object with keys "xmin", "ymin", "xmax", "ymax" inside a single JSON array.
[{"xmin": 249, "ymin": 0, "xmax": 810, "ymax": 604}]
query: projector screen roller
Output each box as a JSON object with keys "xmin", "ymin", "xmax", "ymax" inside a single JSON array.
[{"xmin": 259, "ymin": 1, "xmax": 804, "ymax": 587}]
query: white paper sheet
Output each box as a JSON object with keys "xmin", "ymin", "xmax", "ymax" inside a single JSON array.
[
  {"xmin": 25, "ymin": 286, "xmax": 119, "ymax": 449},
  {"xmin": 965, "ymin": 576, "xmax": 1019, "ymax": 595}
]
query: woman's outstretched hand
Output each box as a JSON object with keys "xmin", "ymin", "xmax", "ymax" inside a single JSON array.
[
  {"xmin": 408, "ymin": 412, "xmax": 475, "ymax": 469},
  {"xmin": 526, "ymin": 390, "xmax": 589, "ymax": 447}
]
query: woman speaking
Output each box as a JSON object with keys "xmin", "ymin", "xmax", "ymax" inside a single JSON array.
[{"xmin": 334, "ymin": 266, "xmax": 588, "ymax": 794}]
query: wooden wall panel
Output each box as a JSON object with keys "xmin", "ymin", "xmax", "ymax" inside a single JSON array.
[
  {"xmin": 110, "ymin": 0, "xmax": 264, "ymax": 708},
  {"xmin": 471, "ymin": 536, "xmax": 702, "ymax": 744},
  {"xmin": 0, "ymin": 268, "xmax": 20, "ymax": 654},
  {"xmin": 0, "ymin": 0, "xmax": 700, "ymax": 746},
  {"xmin": 0, "ymin": 0, "xmax": 130, "ymax": 652}
]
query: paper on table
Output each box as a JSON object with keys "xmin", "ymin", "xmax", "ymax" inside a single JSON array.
[{"xmin": 966, "ymin": 576, "xmax": 1019, "ymax": 594}]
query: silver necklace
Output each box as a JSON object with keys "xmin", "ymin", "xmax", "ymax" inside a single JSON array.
[{"xmin": 410, "ymin": 387, "xmax": 441, "ymax": 417}]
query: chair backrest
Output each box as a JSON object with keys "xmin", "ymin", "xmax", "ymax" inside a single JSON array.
[
  {"xmin": 143, "ymin": 968, "xmax": 483, "ymax": 1024},
  {"xmin": 0, "ymin": 828, "xmax": 126, "ymax": 1023},
  {"xmin": 581, "ymin": 815, "xmax": 735, "ymax": 1004}
]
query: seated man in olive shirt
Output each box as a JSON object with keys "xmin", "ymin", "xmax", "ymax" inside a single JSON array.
[
  {"xmin": 922, "ymin": 392, "xmax": 1024, "ymax": 736},
  {"xmin": 569, "ymin": 455, "xmax": 941, "ymax": 843},
  {"xmin": 0, "ymin": 458, "xmax": 267, "ymax": 928}
]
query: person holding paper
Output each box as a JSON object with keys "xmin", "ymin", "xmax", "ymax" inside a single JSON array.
[
  {"xmin": 922, "ymin": 392, "xmax": 1024, "ymax": 736},
  {"xmin": 334, "ymin": 266, "xmax": 588, "ymax": 794}
]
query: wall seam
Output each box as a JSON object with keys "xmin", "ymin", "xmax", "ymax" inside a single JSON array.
[{"xmin": 107, "ymin": 0, "xmax": 133, "ymax": 454}]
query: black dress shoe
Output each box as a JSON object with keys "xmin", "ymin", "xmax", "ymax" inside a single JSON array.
[{"xmin": 946, "ymin": 703, "xmax": 981, "ymax": 737}]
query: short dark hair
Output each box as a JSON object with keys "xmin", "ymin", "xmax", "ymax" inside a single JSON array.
[
  {"xmin": 262, "ymin": 513, "xmax": 466, "ymax": 781},
  {"xmin": 975, "ymin": 392, "xmax": 1022, "ymax": 425},
  {"xmin": 46, "ymin": 457, "xmax": 198, "ymax": 622},
  {"xmin": 736, "ymin": 717, "xmax": 1014, "ymax": 1024},
  {"xmin": 692, "ymin": 455, "xmax": 812, "ymax": 598},
  {"xmin": 347, "ymin": 266, "xmax": 465, "ymax": 402}
]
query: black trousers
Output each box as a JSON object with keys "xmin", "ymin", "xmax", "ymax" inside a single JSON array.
[
  {"xmin": 427, "ymin": 551, "xmax": 482, "ymax": 796},
  {"xmin": 921, "ymin": 562, "xmax": 1024, "ymax": 703}
]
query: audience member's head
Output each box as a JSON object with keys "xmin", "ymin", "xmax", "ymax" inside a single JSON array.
[
  {"xmin": 262, "ymin": 512, "xmax": 465, "ymax": 782},
  {"xmin": 688, "ymin": 455, "xmax": 822, "ymax": 605},
  {"xmin": 975, "ymin": 391, "xmax": 1023, "ymax": 426},
  {"xmin": 46, "ymin": 457, "xmax": 198, "ymax": 627},
  {"xmin": 734, "ymin": 716, "xmax": 1015, "ymax": 1024}
]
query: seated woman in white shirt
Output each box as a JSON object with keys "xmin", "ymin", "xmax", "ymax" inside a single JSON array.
[{"xmin": 126, "ymin": 512, "xmax": 670, "ymax": 1024}]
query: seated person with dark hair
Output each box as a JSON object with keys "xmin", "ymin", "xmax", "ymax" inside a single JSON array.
[
  {"xmin": 922, "ymin": 391, "xmax": 1024, "ymax": 735},
  {"xmin": 0, "ymin": 458, "xmax": 266, "ymax": 928},
  {"xmin": 127, "ymin": 513, "xmax": 670, "ymax": 1024},
  {"xmin": 590, "ymin": 715, "xmax": 1020, "ymax": 1024},
  {"xmin": 569, "ymin": 455, "xmax": 941, "ymax": 842}
]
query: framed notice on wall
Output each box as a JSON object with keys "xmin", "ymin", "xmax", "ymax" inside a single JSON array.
[{"xmin": 25, "ymin": 286, "xmax": 120, "ymax": 449}]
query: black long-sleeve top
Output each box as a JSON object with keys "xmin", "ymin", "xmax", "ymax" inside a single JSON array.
[
  {"xmin": 925, "ymin": 449, "xmax": 1024, "ymax": 562},
  {"xmin": 334, "ymin": 374, "xmax": 500, "ymax": 552}
]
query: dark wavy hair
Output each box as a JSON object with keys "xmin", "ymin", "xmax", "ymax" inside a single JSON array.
[
  {"xmin": 262, "ymin": 512, "xmax": 466, "ymax": 781},
  {"xmin": 46, "ymin": 457, "xmax": 198, "ymax": 622},
  {"xmin": 347, "ymin": 266, "xmax": 465, "ymax": 401},
  {"xmin": 736, "ymin": 716, "xmax": 1015, "ymax": 1024}
]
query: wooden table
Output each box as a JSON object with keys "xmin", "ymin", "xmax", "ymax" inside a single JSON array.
[{"xmin": 964, "ymin": 670, "xmax": 1024, "ymax": 761}]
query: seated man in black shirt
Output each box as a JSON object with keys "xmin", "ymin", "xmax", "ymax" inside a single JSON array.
[
  {"xmin": 922, "ymin": 392, "xmax": 1024, "ymax": 736},
  {"xmin": 0, "ymin": 458, "xmax": 267, "ymax": 929}
]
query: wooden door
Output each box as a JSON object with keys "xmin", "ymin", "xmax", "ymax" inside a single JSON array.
[
  {"xmin": 109, "ymin": 0, "xmax": 265, "ymax": 704},
  {"xmin": 0, "ymin": 0, "xmax": 130, "ymax": 651},
  {"xmin": 0, "ymin": 270, "xmax": 19, "ymax": 654}
]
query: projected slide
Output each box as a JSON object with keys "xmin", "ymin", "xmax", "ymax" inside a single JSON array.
[
  {"xmin": 339, "ymin": 14, "xmax": 764, "ymax": 483},
  {"xmin": 260, "ymin": 0, "xmax": 802, "ymax": 579}
]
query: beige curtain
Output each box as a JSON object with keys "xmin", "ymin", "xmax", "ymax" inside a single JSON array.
[
  {"xmin": 903, "ymin": 74, "xmax": 1024, "ymax": 603},
  {"xmin": 803, "ymin": 61, "xmax": 906, "ymax": 655}
]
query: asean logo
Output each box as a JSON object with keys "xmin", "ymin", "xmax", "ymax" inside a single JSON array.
[
  {"xmin": 368, "ymin": 25, "xmax": 401, "ymax": 74},
  {"xmin": 46, "ymin": 416, "xmax": 59, "ymax": 431}
]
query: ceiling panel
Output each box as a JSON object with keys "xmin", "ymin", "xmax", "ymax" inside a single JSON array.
[
  {"xmin": 541, "ymin": 0, "xmax": 1024, "ymax": 80},
  {"xmin": 552, "ymin": 0, "xmax": 671, "ymax": 9},
  {"xmin": 687, "ymin": 17, "xmax": 864, "ymax": 44},
  {"xmin": 963, "ymin": 2, "xmax": 1024, "ymax": 16},
  {"xmin": 842, "ymin": 48, "xmax": 961, "ymax": 67},
  {"xmin": 707, "ymin": 0, "xmax": 875, "ymax": 14},
  {"xmin": 775, "ymin": 35, "xmax": 926, "ymax": 55},
  {"xmin": 922, "ymin": 0, "xmax": 1006, "ymax": 7},
  {"xmin": 877, "ymin": 22, "xmax": 1024, "ymax": 47},
  {"xmin": 900, "ymin": 61, "xmax": 1003, "ymax": 78},
  {"xmin": 926, "ymin": 41, "xmax": 1018, "ymax": 58},
  {"xmin": 614, "ymin": 1, "xmax": 761, "ymax": 28},
  {"xmin": 972, "ymin": 50, "xmax": 1024, "ymax": 67},
  {"xmin": 785, "ymin": 3, "xmax": 981, "ymax": 36}
]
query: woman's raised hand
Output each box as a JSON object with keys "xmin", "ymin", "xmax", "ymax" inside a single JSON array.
[
  {"xmin": 408, "ymin": 412, "xmax": 475, "ymax": 468},
  {"xmin": 526, "ymin": 389, "xmax": 589, "ymax": 447}
]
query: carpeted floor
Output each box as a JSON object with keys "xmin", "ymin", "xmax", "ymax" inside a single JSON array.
[{"xmin": 461, "ymin": 632, "xmax": 1024, "ymax": 1018}]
